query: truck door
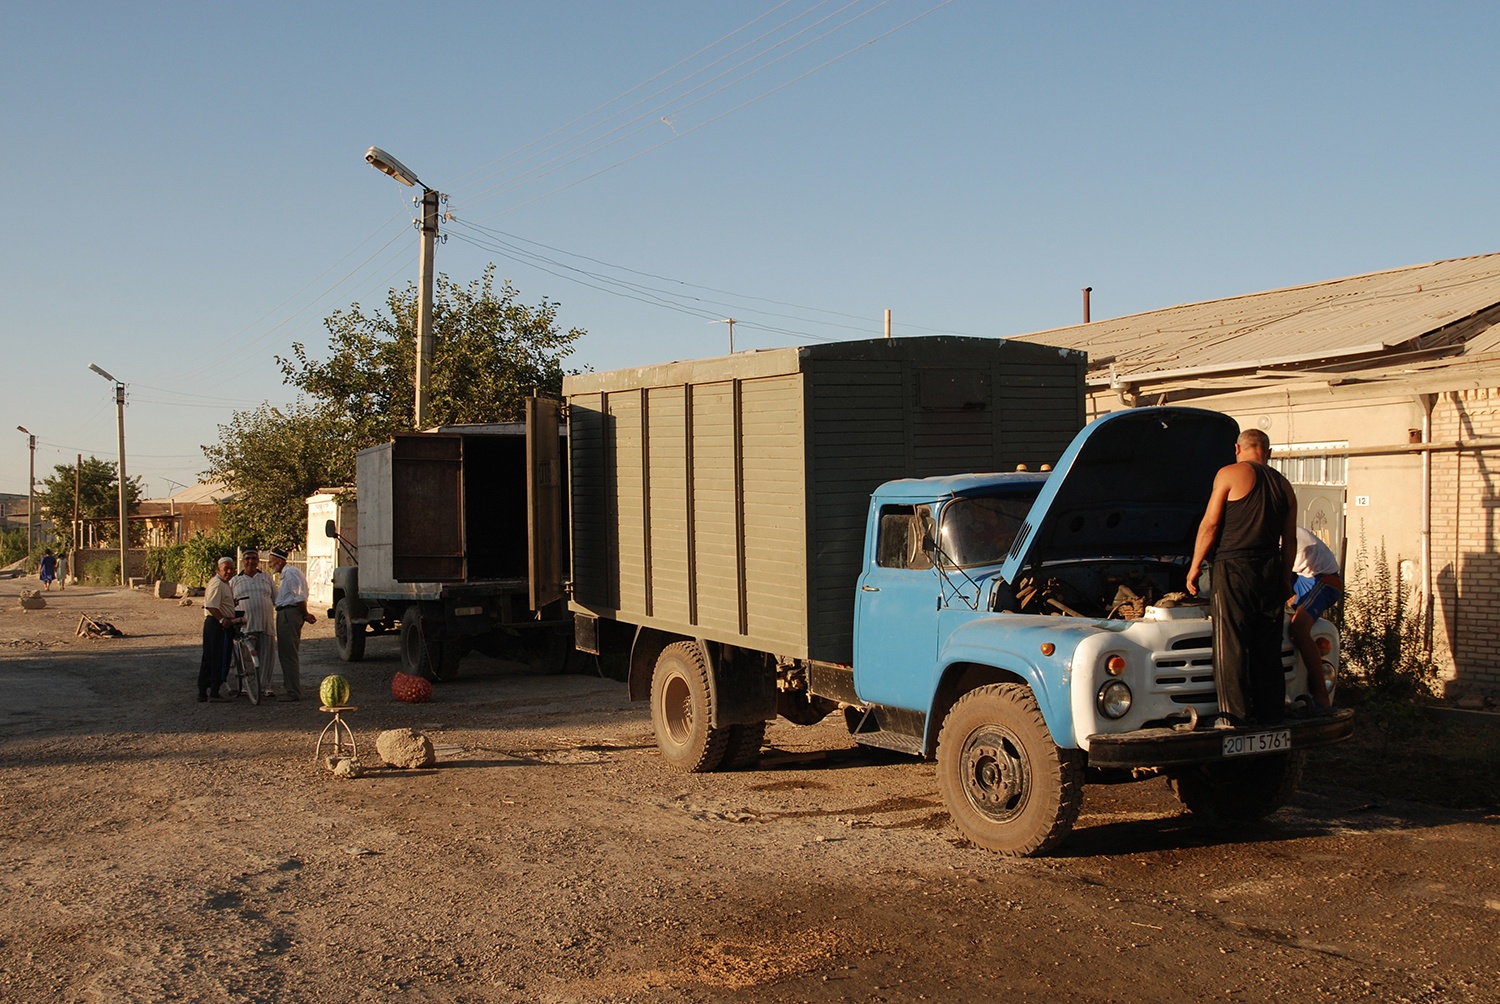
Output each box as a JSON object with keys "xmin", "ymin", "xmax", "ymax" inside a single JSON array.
[
  {"xmin": 526, "ymin": 395, "xmax": 566, "ymax": 610},
  {"xmin": 391, "ymin": 433, "xmax": 465, "ymax": 582},
  {"xmin": 852, "ymin": 504, "xmax": 941, "ymax": 711}
]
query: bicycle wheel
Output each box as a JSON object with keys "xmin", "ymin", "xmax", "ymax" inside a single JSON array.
[{"xmin": 241, "ymin": 637, "xmax": 261, "ymax": 705}]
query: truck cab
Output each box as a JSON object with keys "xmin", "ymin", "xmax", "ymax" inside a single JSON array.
[{"xmin": 846, "ymin": 406, "xmax": 1352, "ymax": 854}]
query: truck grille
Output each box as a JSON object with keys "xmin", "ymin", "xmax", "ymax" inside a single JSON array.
[{"xmin": 1150, "ymin": 634, "xmax": 1296, "ymax": 705}]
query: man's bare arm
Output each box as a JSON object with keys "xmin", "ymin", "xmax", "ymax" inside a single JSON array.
[{"xmin": 1186, "ymin": 470, "xmax": 1232, "ymax": 595}]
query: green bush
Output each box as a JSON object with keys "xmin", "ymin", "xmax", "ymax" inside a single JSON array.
[
  {"xmin": 1337, "ymin": 534, "xmax": 1438, "ymax": 701},
  {"xmin": 83, "ymin": 556, "xmax": 121, "ymax": 585},
  {"xmin": 180, "ymin": 530, "xmax": 244, "ymax": 587},
  {"xmin": 146, "ymin": 544, "xmax": 188, "ymax": 583}
]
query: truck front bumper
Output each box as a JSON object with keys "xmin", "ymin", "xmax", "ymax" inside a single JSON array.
[{"xmin": 1085, "ymin": 708, "xmax": 1354, "ymax": 769}]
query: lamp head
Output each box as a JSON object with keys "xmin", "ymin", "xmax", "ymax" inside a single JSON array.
[
  {"xmin": 88, "ymin": 363, "xmax": 118, "ymax": 383},
  {"xmin": 16, "ymin": 425, "xmax": 29, "ymax": 435},
  {"xmin": 365, "ymin": 146, "xmax": 424, "ymax": 189}
]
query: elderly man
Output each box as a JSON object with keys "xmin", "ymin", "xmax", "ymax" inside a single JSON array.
[
  {"xmin": 267, "ymin": 547, "xmax": 316, "ymax": 702},
  {"xmin": 230, "ymin": 548, "xmax": 277, "ymax": 700},
  {"xmin": 198, "ymin": 557, "xmax": 236, "ymax": 702},
  {"xmin": 1186, "ymin": 428, "xmax": 1298, "ymax": 728}
]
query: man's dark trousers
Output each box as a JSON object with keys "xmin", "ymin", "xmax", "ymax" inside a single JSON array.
[{"xmin": 1211, "ymin": 553, "xmax": 1287, "ymax": 725}]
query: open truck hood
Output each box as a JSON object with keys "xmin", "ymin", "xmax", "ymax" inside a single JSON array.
[{"xmin": 999, "ymin": 407, "xmax": 1239, "ymax": 581}]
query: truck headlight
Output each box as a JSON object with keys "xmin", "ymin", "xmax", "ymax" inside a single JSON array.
[
  {"xmin": 1320, "ymin": 659, "xmax": 1338, "ymax": 697},
  {"xmin": 1097, "ymin": 680, "xmax": 1133, "ymax": 719}
]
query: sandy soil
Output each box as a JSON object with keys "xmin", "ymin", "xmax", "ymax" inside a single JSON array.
[{"xmin": 1, "ymin": 583, "xmax": 1497, "ymax": 1003}]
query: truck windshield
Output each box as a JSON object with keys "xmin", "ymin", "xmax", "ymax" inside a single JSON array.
[{"xmin": 937, "ymin": 494, "xmax": 1038, "ymax": 569}]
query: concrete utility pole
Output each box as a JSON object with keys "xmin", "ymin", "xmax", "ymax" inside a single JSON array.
[
  {"xmin": 717, "ymin": 318, "xmax": 737, "ymax": 353},
  {"xmin": 15, "ymin": 426, "xmax": 35, "ymax": 555},
  {"xmin": 88, "ymin": 364, "xmax": 129, "ymax": 586},
  {"xmin": 365, "ymin": 147, "xmax": 443, "ymax": 431}
]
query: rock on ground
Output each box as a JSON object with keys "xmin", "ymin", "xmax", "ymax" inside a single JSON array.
[{"xmin": 376, "ymin": 727, "xmax": 435, "ymax": 768}]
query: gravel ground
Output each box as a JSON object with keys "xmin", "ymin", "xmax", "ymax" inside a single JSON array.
[{"xmin": 2, "ymin": 584, "xmax": 1497, "ymax": 1003}]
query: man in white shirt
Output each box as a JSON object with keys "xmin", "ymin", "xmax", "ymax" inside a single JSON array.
[
  {"xmin": 231, "ymin": 548, "xmax": 277, "ymax": 699},
  {"xmin": 1290, "ymin": 526, "xmax": 1343, "ymax": 709},
  {"xmin": 199, "ymin": 557, "xmax": 236, "ymax": 702},
  {"xmin": 268, "ymin": 547, "xmax": 316, "ymax": 702}
]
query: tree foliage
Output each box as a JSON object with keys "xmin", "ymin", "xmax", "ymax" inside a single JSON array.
[
  {"xmin": 203, "ymin": 266, "xmax": 583, "ymax": 548},
  {"xmin": 202, "ymin": 401, "xmax": 354, "ymax": 551},
  {"xmin": 36, "ymin": 457, "xmax": 144, "ymax": 548},
  {"xmin": 278, "ymin": 265, "xmax": 584, "ymax": 447}
]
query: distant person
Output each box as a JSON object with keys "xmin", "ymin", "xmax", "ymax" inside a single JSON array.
[
  {"xmin": 1186, "ymin": 428, "xmax": 1297, "ymax": 728},
  {"xmin": 199, "ymin": 557, "xmax": 236, "ymax": 703},
  {"xmin": 266, "ymin": 547, "xmax": 315, "ymax": 702},
  {"xmin": 230, "ymin": 548, "xmax": 277, "ymax": 700},
  {"xmin": 1289, "ymin": 526, "xmax": 1343, "ymax": 709},
  {"xmin": 38, "ymin": 549, "xmax": 57, "ymax": 591}
]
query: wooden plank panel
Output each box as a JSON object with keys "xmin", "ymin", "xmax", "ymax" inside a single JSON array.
[
  {"xmin": 609, "ymin": 393, "xmax": 646, "ymax": 615},
  {"xmin": 646, "ymin": 386, "xmax": 690, "ymax": 623},
  {"xmin": 691, "ymin": 383, "xmax": 740, "ymax": 634}
]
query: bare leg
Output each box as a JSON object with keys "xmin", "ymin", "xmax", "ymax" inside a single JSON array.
[{"xmin": 1290, "ymin": 609, "xmax": 1331, "ymax": 707}]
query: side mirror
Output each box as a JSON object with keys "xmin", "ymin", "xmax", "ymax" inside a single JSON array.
[{"xmin": 324, "ymin": 519, "xmax": 338, "ymax": 539}]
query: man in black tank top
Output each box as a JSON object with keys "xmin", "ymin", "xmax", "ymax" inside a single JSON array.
[{"xmin": 1186, "ymin": 428, "xmax": 1298, "ymax": 726}]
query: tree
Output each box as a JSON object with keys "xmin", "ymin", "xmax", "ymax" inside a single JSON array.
[
  {"xmin": 202, "ymin": 401, "xmax": 354, "ymax": 550},
  {"xmin": 204, "ymin": 267, "xmax": 583, "ymax": 548},
  {"xmin": 36, "ymin": 457, "xmax": 143, "ymax": 549},
  {"xmin": 278, "ymin": 265, "xmax": 585, "ymax": 448}
]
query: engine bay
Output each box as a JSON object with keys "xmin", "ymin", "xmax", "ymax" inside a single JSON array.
[{"xmin": 998, "ymin": 560, "xmax": 1209, "ymax": 619}]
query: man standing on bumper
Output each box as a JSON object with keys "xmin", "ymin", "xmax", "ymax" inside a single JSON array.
[
  {"xmin": 1186, "ymin": 428, "xmax": 1297, "ymax": 727},
  {"xmin": 267, "ymin": 547, "xmax": 316, "ymax": 702}
]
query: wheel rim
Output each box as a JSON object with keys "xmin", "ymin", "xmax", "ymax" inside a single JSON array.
[
  {"xmin": 661, "ymin": 673, "xmax": 693, "ymax": 747},
  {"xmin": 335, "ymin": 612, "xmax": 349, "ymax": 649},
  {"xmin": 960, "ymin": 725, "xmax": 1029, "ymax": 823}
]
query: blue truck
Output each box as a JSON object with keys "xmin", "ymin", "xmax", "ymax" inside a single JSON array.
[{"xmin": 557, "ymin": 340, "xmax": 1353, "ymax": 855}]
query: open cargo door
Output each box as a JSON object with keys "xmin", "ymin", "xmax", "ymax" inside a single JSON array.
[
  {"xmin": 392, "ymin": 433, "xmax": 466, "ymax": 582},
  {"xmin": 527, "ymin": 395, "xmax": 566, "ymax": 609}
]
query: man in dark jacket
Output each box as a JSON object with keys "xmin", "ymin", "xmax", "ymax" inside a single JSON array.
[{"xmin": 1186, "ymin": 428, "xmax": 1298, "ymax": 727}]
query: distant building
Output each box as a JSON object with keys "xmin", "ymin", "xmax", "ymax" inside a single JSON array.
[{"xmin": 1013, "ymin": 252, "xmax": 1500, "ymax": 698}]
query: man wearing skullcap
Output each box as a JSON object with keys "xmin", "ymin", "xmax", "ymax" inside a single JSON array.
[
  {"xmin": 267, "ymin": 546, "xmax": 316, "ymax": 702},
  {"xmin": 230, "ymin": 548, "xmax": 277, "ymax": 699}
]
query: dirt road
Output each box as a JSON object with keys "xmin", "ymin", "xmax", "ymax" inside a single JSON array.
[{"xmin": 2, "ymin": 585, "xmax": 1496, "ymax": 1002}]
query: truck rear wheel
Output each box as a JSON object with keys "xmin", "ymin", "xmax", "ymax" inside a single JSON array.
[
  {"xmin": 721, "ymin": 721, "xmax": 767, "ymax": 770},
  {"xmin": 936, "ymin": 683, "xmax": 1084, "ymax": 857},
  {"xmin": 400, "ymin": 605, "xmax": 459, "ymax": 682},
  {"xmin": 1169, "ymin": 751, "xmax": 1305, "ymax": 825},
  {"xmin": 333, "ymin": 599, "xmax": 365, "ymax": 662},
  {"xmin": 650, "ymin": 642, "xmax": 731, "ymax": 772}
]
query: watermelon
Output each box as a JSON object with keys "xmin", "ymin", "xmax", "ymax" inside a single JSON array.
[
  {"xmin": 320, "ymin": 674, "xmax": 351, "ymax": 708},
  {"xmin": 391, "ymin": 671, "xmax": 433, "ymax": 704}
]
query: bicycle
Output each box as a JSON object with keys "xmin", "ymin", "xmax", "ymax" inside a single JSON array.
[{"xmin": 227, "ymin": 623, "xmax": 263, "ymax": 705}]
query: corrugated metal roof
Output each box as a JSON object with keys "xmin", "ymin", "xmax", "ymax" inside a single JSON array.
[{"xmin": 1011, "ymin": 252, "xmax": 1500, "ymax": 384}]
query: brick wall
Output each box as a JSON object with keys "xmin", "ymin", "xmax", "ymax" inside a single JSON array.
[{"xmin": 1430, "ymin": 388, "xmax": 1500, "ymax": 694}]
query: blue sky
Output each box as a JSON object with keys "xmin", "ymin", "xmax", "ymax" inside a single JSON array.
[{"xmin": 4, "ymin": 1, "xmax": 1499, "ymax": 499}]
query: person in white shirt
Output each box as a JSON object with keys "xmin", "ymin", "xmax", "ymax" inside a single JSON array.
[
  {"xmin": 267, "ymin": 547, "xmax": 316, "ymax": 702},
  {"xmin": 230, "ymin": 548, "xmax": 277, "ymax": 699},
  {"xmin": 199, "ymin": 557, "xmax": 236, "ymax": 702},
  {"xmin": 1290, "ymin": 526, "xmax": 1343, "ymax": 709}
]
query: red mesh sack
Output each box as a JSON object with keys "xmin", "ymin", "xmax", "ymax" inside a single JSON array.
[{"xmin": 391, "ymin": 671, "xmax": 433, "ymax": 704}]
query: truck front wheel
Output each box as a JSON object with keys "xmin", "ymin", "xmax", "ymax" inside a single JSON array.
[
  {"xmin": 650, "ymin": 642, "xmax": 731, "ymax": 772},
  {"xmin": 1169, "ymin": 751, "xmax": 1305, "ymax": 825},
  {"xmin": 937, "ymin": 683, "xmax": 1085, "ymax": 856},
  {"xmin": 333, "ymin": 599, "xmax": 366, "ymax": 662}
]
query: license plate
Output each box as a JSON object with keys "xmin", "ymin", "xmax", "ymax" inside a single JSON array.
[{"xmin": 1222, "ymin": 729, "xmax": 1292, "ymax": 757}]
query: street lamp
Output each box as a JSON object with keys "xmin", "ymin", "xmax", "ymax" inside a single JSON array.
[
  {"xmin": 366, "ymin": 145, "xmax": 442, "ymax": 430},
  {"xmin": 15, "ymin": 426, "xmax": 35, "ymax": 555},
  {"xmin": 88, "ymin": 363, "xmax": 129, "ymax": 586}
]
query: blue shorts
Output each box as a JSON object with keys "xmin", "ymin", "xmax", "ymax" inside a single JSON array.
[{"xmin": 1293, "ymin": 575, "xmax": 1340, "ymax": 621}]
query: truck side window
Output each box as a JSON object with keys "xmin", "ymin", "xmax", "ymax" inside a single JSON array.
[{"xmin": 876, "ymin": 505, "xmax": 934, "ymax": 570}]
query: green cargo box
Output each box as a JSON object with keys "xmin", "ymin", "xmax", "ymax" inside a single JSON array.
[{"xmin": 563, "ymin": 336, "xmax": 1085, "ymax": 664}]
